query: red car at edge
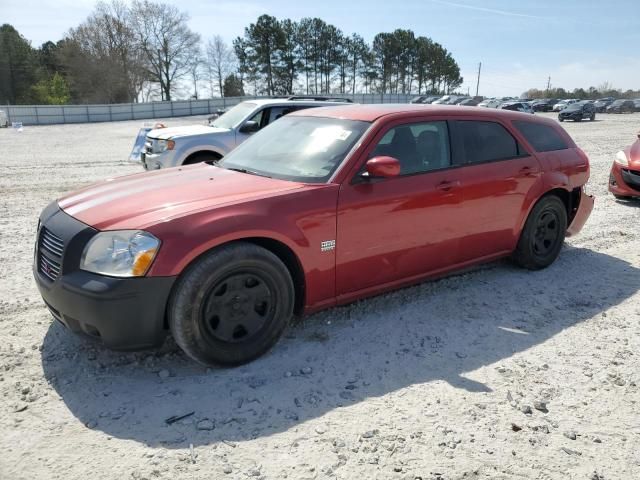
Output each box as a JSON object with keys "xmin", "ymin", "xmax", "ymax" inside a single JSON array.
[
  {"xmin": 34, "ymin": 105, "xmax": 594, "ymax": 366},
  {"xmin": 609, "ymin": 131, "xmax": 640, "ymax": 199}
]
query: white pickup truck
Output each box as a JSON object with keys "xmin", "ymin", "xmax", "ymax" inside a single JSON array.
[{"xmin": 141, "ymin": 97, "xmax": 352, "ymax": 170}]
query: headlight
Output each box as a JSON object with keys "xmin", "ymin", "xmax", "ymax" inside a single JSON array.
[
  {"xmin": 155, "ymin": 139, "xmax": 175, "ymax": 153},
  {"xmin": 81, "ymin": 230, "xmax": 160, "ymax": 277},
  {"xmin": 615, "ymin": 150, "xmax": 629, "ymax": 167}
]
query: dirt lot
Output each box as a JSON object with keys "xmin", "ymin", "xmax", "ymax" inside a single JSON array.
[{"xmin": 0, "ymin": 112, "xmax": 639, "ymax": 480}]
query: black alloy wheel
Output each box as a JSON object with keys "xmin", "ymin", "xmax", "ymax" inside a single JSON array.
[{"xmin": 200, "ymin": 271, "xmax": 276, "ymax": 344}]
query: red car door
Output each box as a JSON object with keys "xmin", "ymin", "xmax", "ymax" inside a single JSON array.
[
  {"xmin": 335, "ymin": 119, "xmax": 464, "ymax": 297},
  {"xmin": 451, "ymin": 119, "xmax": 543, "ymax": 262}
]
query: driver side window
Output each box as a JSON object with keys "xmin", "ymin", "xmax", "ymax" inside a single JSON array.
[
  {"xmin": 370, "ymin": 121, "xmax": 451, "ymax": 175},
  {"xmin": 248, "ymin": 109, "xmax": 265, "ymax": 127}
]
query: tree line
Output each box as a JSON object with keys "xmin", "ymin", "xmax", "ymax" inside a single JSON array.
[{"xmin": 0, "ymin": 0, "xmax": 463, "ymax": 105}]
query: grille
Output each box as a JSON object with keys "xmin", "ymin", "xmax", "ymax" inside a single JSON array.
[{"xmin": 38, "ymin": 227, "xmax": 64, "ymax": 281}]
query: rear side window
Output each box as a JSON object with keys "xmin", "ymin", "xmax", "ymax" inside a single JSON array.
[
  {"xmin": 513, "ymin": 121, "xmax": 568, "ymax": 152},
  {"xmin": 456, "ymin": 121, "xmax": 524, "ymax": 164}
]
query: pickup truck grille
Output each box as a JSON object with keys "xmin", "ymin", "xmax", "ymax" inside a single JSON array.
[{"xmin": 38, "ymin": 227, "xmax": 64, "ymax": 281}]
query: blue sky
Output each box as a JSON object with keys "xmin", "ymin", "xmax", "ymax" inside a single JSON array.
[{"xmin": 2, "ymin": 0, "xmax": 639, "ymax": 97}]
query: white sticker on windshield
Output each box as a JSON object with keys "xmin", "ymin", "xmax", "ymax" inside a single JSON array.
[{"xmin": 310, "ymin": 126, "xmax": 352, "ymax": 141}]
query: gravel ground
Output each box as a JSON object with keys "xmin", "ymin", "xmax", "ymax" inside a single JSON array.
[{"xmin": 0, "ymin": 112, "xmax": 639, "ymax": 480}]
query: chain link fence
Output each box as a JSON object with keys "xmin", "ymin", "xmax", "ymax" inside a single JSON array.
[{"xmin": 2, "ymin": 93, "xmax": 414, "ymax": 126}]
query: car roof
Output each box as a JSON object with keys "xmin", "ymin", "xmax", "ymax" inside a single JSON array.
[
  {"xmin": 240, "ymin": 98, "xmax": 352, "ymax": 107},
  {"xmin": 289, "ymin": 103, "xmax": 553, "ymax": 123}
]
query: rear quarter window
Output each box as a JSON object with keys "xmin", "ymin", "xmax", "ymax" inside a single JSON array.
[
  {"xmin": 456, "ymin": 120, "xmax": 525, "ymax": 164},
  {"xmin": 513, "ymin": 121, "xmax": 569, "ymax": 152}
]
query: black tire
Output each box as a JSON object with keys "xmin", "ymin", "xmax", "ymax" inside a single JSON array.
[
  {"xmin": 168, "ymin": 242, "xmax": 295, "ymax": 366},
  {"xmin": 558, "ymin": 117, "xmax": 564, "ymax": 122},
  {"xmin": 513, "ymin": 195, "xmax": 567, "ymax": 270},
  {"xmin": 183, "ymin": 151, "xmax": 222, "ymax": 165},
  {"xmin": 575, "ymin": 117, "xmax": 581, "ymax": 122},
  {"xmin": 590, "ymin": 114, "xmax": 595, "ymax": 121}
]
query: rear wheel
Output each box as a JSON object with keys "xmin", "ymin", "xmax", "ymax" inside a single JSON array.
[
  {"xmin": 513, "ymin": 195, "xmax": 567, "ymax": 270},
  {"xmin": 168, "ymin": 242, "xmax": 295, "ymax": 366}
]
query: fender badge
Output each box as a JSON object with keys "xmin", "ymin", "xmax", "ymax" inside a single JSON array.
[{"xmin": 321, "ymin": 240, "xmax": 336, "ymax": 252}]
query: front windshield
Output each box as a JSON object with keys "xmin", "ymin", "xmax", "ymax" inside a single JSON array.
[
  {"xmin": 564, "ymin": 104, "xmax": 582, "ymax": 111},
  {"xmin": 218, "ymin": 116, "xmax": 370, "ymax": 183},
  {"xmin": 211, "ymin": 102, "xmax": 256, "ymax": 129}
]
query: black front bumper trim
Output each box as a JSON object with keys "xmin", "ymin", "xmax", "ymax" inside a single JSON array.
[{"xmin": 34, "ymin": 203, "xmax": 176, "ymax": 350}]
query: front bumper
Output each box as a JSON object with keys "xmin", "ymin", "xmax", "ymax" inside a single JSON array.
[
  {"xmin": 609, "ymin": 161, "xmax": 640, "ymax": 197},
  {"xmin": 33, "ymin": 203, "xmax": 176, "ymax": 350},
  {"xmin": 141, "ymin": 150, "xmax": 178, "ymax": 170}
]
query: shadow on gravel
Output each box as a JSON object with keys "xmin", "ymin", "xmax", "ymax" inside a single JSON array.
[
  {"xmin": 615, "ymin": 198, "xmax": 640, "ymax": 207},
  {"xmin": 41, "ymin": 246, "xmax": 640, "ymax": 447}
]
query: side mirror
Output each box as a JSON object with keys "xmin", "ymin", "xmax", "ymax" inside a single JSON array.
[
  {"xmin": 239, "ymin": 120, "xmax": 259, "ymax": 134},
  {"xmin": 362, "ymin": 156, "xmax": 401, "ymax": 179}
]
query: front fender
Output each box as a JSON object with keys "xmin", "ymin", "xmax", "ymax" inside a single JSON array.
[{"xmin": 145, "ymin": 185, "xmax": 340, "ymax": 309}]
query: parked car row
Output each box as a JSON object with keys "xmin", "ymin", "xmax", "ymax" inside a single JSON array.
[{"xmin": 419, "ymin": 95, "xmax": 640, "ymax": 115}]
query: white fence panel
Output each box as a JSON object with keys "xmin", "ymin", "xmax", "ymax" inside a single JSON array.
[{"xmin": 4, "ymin": 93, "xmax": 416, "ymax": 126}]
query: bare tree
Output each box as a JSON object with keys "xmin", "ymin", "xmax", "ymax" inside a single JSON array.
[
  {"xmin": 62, "ymin": 0, "xmax": 146, "ymax": 103},
  {"xmin": 131, "ymin": 0, "xmax": 201, "ymax": 101},
  {"xmin": 206, "ymin": 35, "xmax": 234, "ymax": 97},
  {"xmin": 189, "ymin": 52, "xmax": 202, "ymax": 99}
]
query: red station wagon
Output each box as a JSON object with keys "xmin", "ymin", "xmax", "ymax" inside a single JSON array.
[{"xmin": 34, "ymin": 105, "xmax": 594, "ymax": 366}]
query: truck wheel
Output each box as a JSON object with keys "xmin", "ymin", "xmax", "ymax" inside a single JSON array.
[
  {"xmin": 513, "ymin": 195, "xmax": 567, "ymax": 270},
  {"xmin": 183, "ymin": 152, "xmax": 222, "ymax": 165},
  {"xmin": 168, "ymin": 242, "xmax": 295, "ymax": 366}
]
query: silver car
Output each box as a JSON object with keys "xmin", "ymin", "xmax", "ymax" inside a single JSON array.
[{"xmin": 141, "ymin": 98, "xmax": 352, "ymax": 170}]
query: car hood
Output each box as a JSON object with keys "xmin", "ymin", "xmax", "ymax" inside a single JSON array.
[
  {"xmin": 59, "ymin": 165, "xmax": 304, "ymax": 230},
  {"xmin": 149, "ymin": 125, "xmax": 230, "ymax": 140}
]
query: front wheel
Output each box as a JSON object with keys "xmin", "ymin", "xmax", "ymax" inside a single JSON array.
[
  {"xmin": 168, "ymin": 242, "xmax": 295, "ymax": 366},
  {"xmin": 513, "ymin": 195, "xmax": 567, "ymax": 270},
  {"xmin": 590, "ymin": 114, "xmax": 595, "ymax": 121}
]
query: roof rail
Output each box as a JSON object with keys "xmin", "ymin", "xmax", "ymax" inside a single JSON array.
[{"xmin": 285, "ymin": 95, "xmax": 353, "ymax": 103}]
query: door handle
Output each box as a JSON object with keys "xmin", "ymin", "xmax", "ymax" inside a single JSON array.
[
  {"xmin": 436, "ymin": 180, "xmax": 461, "ymax": 192},
  {"xmin": 519, "ymin": 166, "xmax": 535, "ymax": 177}
]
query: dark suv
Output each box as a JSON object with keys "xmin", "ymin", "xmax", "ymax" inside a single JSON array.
[{"xmin": 558, "ymin": 101, "xmax": 596, "ymax": 122}]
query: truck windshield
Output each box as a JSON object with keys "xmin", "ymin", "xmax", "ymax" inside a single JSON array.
[
  {"xmin": 211, "ymin": 102, "xmax": 257, "ymax": 129},
  {"xmin": 218, "ymin": 116, "xmax": 370, "ymax": 183}
]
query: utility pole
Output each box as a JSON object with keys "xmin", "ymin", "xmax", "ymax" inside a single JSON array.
[
  {"xmin": 546, "ymin": 76, "xmax": 551, "ymax": 93},
  {"xmin": 475, "ymin": 62, "xmax": 482, "ymax": 97}
]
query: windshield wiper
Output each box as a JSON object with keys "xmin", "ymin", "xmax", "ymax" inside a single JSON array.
[{"xmin": 224, "ymin": 167, "xmax": 271, "ymax": 178}]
